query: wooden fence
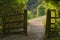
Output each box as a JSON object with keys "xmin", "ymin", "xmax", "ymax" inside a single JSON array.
[
  {"xmin": 0, "ymin": 10, "xmax": 27, "ymax": 37},
  {"xmin": 46, "ymin": 9, "xmax": 59, "ymax": 39}
]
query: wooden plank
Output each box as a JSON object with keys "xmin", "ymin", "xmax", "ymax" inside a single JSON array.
[
  {"xmin": 50, "ymin": 23, "xmax": 55, "ymax": 24},
  {"xmin": 51, "ymin": 17, "xmax": 59, "ymax": 19},
  {"xmin": 5, "ymin": 20, "xmax": 24, "ymax": 24},
  {"xmin": 3, "ymin": 13, "xmax": 24, "ymax": 17},
  {"xmin": 0, "ymin": 10, "xmax": 27, "ymax": 37},
  {"xmin": 5, "ymin": 26, "xmax": 24, "ymax": 29}
]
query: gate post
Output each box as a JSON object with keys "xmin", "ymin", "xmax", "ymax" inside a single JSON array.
[
  {"xmin": 0, "ymin": 16, "xmax": 4, "ymax": 37},
  {"xmin": 59, "ymin": 12, "xmax": 60, "ymax": 17},
  {"xmin": 46, "ymin": 9, "xmax": 59, "ymax": 40},
  {"xmin": 24, "ymin": 10, "xmax": 27, "ymax": 35},
  {"xmin": 46, "ymin": 9, "xmax": 51, "ymax": 39}
]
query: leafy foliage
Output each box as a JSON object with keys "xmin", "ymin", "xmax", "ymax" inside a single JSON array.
[
  {"xmin": 27, "ymin": 0, "xmax": 45, "ymax": 19},
  {"xmin": 45, "ymin": 0, "xmax": 60, "ymax": 5},
  {"xmin": 0, "ymin": 0, "xmax": 28, "ymax": 32},
  {"xmin": 27, "ymin": 0, "xmax": 38, "ymax": 10},
  {"xmin": 44, "ymin": 0, "xmax": 60, "ymax": 11},
  {"xmin": 38, "ymin": 6, "xmax": 45, "ymax": 16},
  {"xmin": 0, "ymin": 0, "xmax": 28, "ymax": 15}
]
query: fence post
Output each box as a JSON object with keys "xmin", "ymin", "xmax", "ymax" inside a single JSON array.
[
  {"xmin": 46, "ymin": 9, "xmax": 51, "ymax": 36},
  {"xmin": 24, "ymin": 10, "xmax": 27, "ymax": 35},
  {"xmin": 1, "ymin": 16, "xmax": 5, "ymax": 37},
  {"xmin": 59, "ymin": 12, "xmax": 60, "ymax": 17}
]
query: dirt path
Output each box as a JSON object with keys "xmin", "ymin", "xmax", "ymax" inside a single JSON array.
[
  {"xmin": 0, "ymin": 15, "xmax": 46, "ymax": 40},
  {"xmin": 28, "ymin": 15, "xmax": 46, "ymax": 40}
]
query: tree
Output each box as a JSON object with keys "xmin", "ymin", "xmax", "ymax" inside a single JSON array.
[
  {"xmin": 45, "ymin": 0, "xmax": 60, "ymax": 6},
  {"xmin": 44, "ymin": 0, "xmax": 60, "ymax": 12},
  {"xmin": 0, "ymin": 0, "xmax": 28, "ymax": 15}
]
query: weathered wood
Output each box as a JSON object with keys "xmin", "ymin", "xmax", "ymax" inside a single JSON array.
[
  {"xmin": 24, "ymin": 10, "xmax": 27, "ymax": 35},
  {"xmin": 46, "ymin": 9, "xmax": 59, "ymax": 39},
  {"xmin": 58, "ymin": 12, "xmax": 60, "ymax": 17},
  {"xmin": 0, "ymin": 10, "xmax": 27, "ymax": 37}
]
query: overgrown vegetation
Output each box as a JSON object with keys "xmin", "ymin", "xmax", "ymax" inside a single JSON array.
[
  {"xmin": 42, "ymin": 0, "xmax": 60, "ymax": 40},
  {"xmin": 27, "ymin": 0, "xmax": 46, "ymax": 19}
]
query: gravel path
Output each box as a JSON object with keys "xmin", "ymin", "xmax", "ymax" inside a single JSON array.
[{"xmin": 0, "ymin": 16, "xmax": 46, "ymax": 40}]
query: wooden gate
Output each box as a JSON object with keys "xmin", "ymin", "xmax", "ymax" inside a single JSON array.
[
  {"xmin": 0, "ymin": 10, "xmax": 27, "ymax": 37},
  {"xmin": 46, "ymin": 9, "xmax": 59, "ymax": 39}
]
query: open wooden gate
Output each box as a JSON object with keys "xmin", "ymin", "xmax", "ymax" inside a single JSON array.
[
  {"xmin": 0, "ymin": 10, "xmax": 27, "ymax": 37},
  {"xmin": 46, "ymin": 9, "xmax": 59, "ymax": 39}
]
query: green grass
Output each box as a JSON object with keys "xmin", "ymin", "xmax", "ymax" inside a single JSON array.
[{"xmin": 42, "ymin": 18, "xmax": 46, "ymax": 27}]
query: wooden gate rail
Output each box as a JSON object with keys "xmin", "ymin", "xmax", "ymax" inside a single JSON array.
[
  {"xmin": 46, "ymin": 9, "xmax": 59, "ymax": 39},
  {"xmin": 0, "ymin": 10, "xmax": 27, "ymax": 37}
]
